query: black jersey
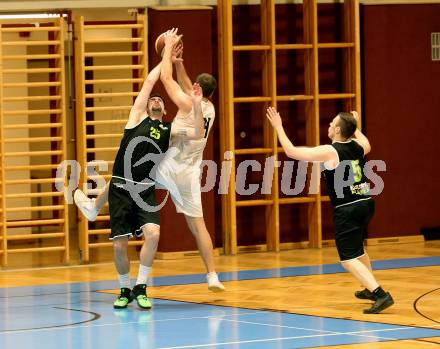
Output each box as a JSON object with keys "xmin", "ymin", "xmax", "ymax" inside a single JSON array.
[
  {"xmin": 323, "ymin": 140, "xmax": 370, "ymax": 208},
  {"xmin": 112, "ymin": 116, "xmax": 171, "ymax": 184}
]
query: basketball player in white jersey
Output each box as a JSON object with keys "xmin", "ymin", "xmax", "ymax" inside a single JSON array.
[{"xmin": 157, "ymin": 29, "xmax": 224, "ymax": 292}]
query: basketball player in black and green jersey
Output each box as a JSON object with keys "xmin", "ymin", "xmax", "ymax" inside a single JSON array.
[
  {"xmin": 105, "ymin": 62, "xmax": 205, "ymax": 310},
  {"xmin": 266, "ymin": 107, "xmax": 394, "ymax": 314}
]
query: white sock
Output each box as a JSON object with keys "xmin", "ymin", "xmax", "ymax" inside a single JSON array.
[
  {"xmin": 118, "ymin": 273, "xmax": 131, "ymax": 289},
  {"xmin": 136, "ymin": 265, "xmax": 151, "ymax": 285}
]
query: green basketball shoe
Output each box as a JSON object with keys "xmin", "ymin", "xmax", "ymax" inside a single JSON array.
[
  {"xmin": 132, "ymin": 284, "xmax": 152, "ymax": 310},
  {"xmin": 113, "ymin": 287, "xmax": 134, "ymax": 309}
]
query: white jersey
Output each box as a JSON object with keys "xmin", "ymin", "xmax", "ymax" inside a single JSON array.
[
  {"xmin": 169, "ymin": 99, "xmax": 215, "ymax": 166},
  {"xmin": 155, "ymin": 99, "xmax": 215, "ymax": 217}
]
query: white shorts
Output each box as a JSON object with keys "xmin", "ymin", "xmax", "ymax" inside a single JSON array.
[{"xmin": 156, "ymin": 160, "xmax": 203, "ymax": 217}]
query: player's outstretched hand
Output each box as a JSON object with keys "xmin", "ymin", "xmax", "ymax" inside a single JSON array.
[
  {"xmin": 164, "ymin": 28, "xmax": 182, "ymax": 48},
  {"xmin": 266, "ymin": 106, "xmax": 282, "ymax": 128},
  {"xmin": 351, "ymin": 110, "xmax": 359, "ymax": 121},
  {"xmin": 172, "ymin": 42, "xmax": 184, "ymax": 63},
  {"xmin": 191, "ymin": 83, "xmax": 203, "ymax": 104},
  {"xmin": 163, "ymin": 28, "xmax": 177, "ymax": 46},
  {"xmin": 350, "ymin": 110, "xmax": 361, "ymax": 129}
]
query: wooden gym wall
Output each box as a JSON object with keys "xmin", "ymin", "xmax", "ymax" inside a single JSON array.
[
  {"xmin": 1, "ymin": 2, "xmax": 437, "ymax": 267},
  {"xmin": 215, "ymin": 1, "xmax": 440, "ymax": 246},
  {"xmin": 74, "ymin": 14, "xmax": 150, "ymax": 262},
  {"xmin": 0, "ymin": 5, "xmax": 344, "ymax": 266},
  {"xmin": 215, "ymin": 1, "xmax": 358, "ymax": 252},
  {"xmin": 0, "ymin": 17, "xmax": 69, "ymax": 266}
]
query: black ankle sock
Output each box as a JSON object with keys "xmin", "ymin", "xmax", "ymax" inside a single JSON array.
[{"xmin": 373, "ymin": 286, "xmax": 387, "ymax": 298}]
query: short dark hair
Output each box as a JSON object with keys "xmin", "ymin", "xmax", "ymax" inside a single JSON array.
[
  {"xmin": 196, "ymin": 73, "xmax": 217, "ymax": 98},
  {"xmin": 336, "ymin": 112, "xmax": 357, "ymax": 138},
  {"xmin": 149, "ymin": 93, "xmax": 165, "ymax": 105}
]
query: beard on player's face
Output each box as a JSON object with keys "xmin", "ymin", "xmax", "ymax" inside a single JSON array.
[
  {"xmin": 151, "ymin": 106, "xmax": 163, "ymax": 114},
  {"xmin": 147, "ymin": 105, "xmax": 161, "ymax": 115}
]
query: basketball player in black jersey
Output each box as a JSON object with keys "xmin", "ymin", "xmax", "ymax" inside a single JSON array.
[
  {"xmin": 266, "ymin": 107, "xmax": 394, "ymax": 314},
  {"xmin": 86, "ymin": 62, "xmax": 205, "ymax": 310}
]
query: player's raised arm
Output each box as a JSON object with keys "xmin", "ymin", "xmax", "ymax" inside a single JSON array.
[
  {"xmin": 172, "ymin": 43, "xmax": 193, "ymax": 95},
  {"xmin": 266, "ymin": 106, "xmax": 337, "ymax": 163},
  {"xmin": 160, "ymin": 29, "xmax": 192, "ymax": 115},
  {"xmin": 126, "ymin": 62, "xmax": 161, "ymax": 128},
  {"xmin": 351, "ymin": 111, "xmax": 372, "ymax": 155}
]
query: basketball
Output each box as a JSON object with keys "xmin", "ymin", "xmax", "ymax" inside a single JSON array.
[
  {"xmin": 155, "ymin": 32, "xmax": 166, "ymax": 57},
  {"xmin": 155, "ymin": 31, "xmax": 182, "ymax": 57}
]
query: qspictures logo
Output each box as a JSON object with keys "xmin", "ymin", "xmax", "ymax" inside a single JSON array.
[{"xmin": 56, "ymin": 137, "xmax": 386, "ymax": 211}]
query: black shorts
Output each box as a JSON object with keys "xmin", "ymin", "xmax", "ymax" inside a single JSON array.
[
  {"xmin": 333, "ymin": 199, "xmax": 375, "ymax": 261},
  {"xmin": 108, "ymin": 178, "xmax": 160, "ymax": 240}
]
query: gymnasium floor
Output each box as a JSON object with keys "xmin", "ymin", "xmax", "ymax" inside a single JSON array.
[{"xmin": 0, "ymin": 241, "xmax": 439, "ymax": 349}]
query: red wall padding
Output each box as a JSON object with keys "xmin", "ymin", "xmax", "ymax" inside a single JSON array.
[{"xmin": 362, "ymin": 4, "xmax": 440, "ymax": 237}]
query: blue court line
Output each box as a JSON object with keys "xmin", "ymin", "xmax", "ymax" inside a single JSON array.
[
  {"xmin": 0, "ymin": 256, "xmax": 438, "ymax": 297},
  {"xmin": 152, "ymin": 256, "xmax": 440, "ymax": 287}
]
